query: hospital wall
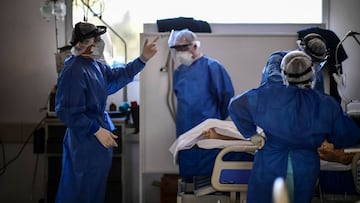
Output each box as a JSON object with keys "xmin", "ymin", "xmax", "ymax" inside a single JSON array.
[
  {"xmin": 138, "ymin": 1, "xmax": 360, "ymax": 202},
  {"xmin": 329, "ymin": 1, "xmax": 360, "ymax": 103},
  {"xmin": 0, "ymin": 0, "xmax": 359, "ymax": 203}
]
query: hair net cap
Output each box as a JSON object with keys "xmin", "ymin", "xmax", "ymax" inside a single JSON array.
[
  {"xmin": 281, "ymin": 50, "xmax": 314, "ymax": 84},
  {"xmin": 302, "ymin": 33, "xmax": 328, "ymax": 62},
  {"xmin": 70, "ymin": 22, "xmax": 107, "ymax": 46},
  {"xmin": 169, "ymin": 29, "xmax": 198, "ymax": 48}
]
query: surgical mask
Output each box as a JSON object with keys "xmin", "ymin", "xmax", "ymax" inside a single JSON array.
[{"xmin": 176, "ymin": 51, "xmax": 194, "ymax": 66}]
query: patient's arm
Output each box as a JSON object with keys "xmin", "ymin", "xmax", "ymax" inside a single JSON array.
[
  {"xmin": 202, "ymin": 128, "xmax": 241, "ymax": 140},
  {"xmin": 318, "ymin": 140, "xmax": 354, "ymax": 165}
]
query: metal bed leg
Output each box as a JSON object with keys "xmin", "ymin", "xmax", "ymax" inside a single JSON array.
[
  {"xmin": 352, "ymin": 152, "xmax": 360, "ymax": 195},
  {"xmin": 229, "ymin": 192, "xmax": 236, "ymax": 203},
  {"xmin": 317, "ymin": 178, "xmax": 324, "ymax": 202}
]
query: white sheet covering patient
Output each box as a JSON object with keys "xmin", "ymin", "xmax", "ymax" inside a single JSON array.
[{"xmin": 169, "ymin": 118, "xmax": 261, "ymax": 164}]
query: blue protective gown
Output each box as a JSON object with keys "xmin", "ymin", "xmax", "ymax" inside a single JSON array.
[
  {"xmin": 174, "ymin": 55, "xmax": 234, "ymax": 178},
  {"xmin": 260, "ymin": 50, "xmax": 325, "ymax": 92},
  {"xmin": 55, "ymin": 55, "xmax": 145, "ymax": 203},
  {"xmin": 228, "ymin": 83, "xmax": 360, "ymax": 203}
]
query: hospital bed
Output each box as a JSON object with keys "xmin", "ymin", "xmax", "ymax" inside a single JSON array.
[
  {"xmin": 174, "ymin": 139, "xmax": 289, "ymax": 203},
  {"xmin": 316, "ymin": 79, "xmax": 360, "ymax": 202},
  {"xmin": 315, "ymin": 110, "xmax": 360, "ymax": 201},
  {"xmin": 176, "ymin": 145, "xmax": 258, "ymax": 203},
  {"xmin": 170, "ymin": 118, "xmax": 360, "ymax": 203},
  {"xmin": 316, "ymin": 153, "xmax": 360, "ymax": 202},
  {"xmin": 170, "ymin": 119, "xmax": 259, "ymax": 203}
]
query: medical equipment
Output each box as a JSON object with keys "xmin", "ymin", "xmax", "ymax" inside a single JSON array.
[
  {"xmin": 170, "ymin": 119, "xmax": 260, "ymax": 203},
  {"xmin": 333, "ymin": 30, "xmax": 360, "ymax": 111},
  {"xmin": 298, "ymin": 33, "xmax": 329, "ymax": 63},
  {"xmin": 317, "ymin": 156, "xmax": 360, "ymax": 202},
  {"xmin": 176, "ymin": 145, "xmax": 258, "ymax": 203},
  {"xmin": 315, "ymin": 30, "xmax": 360, "ymax": 202},
  {"xmin": 40, "ymin": 0, "xmax": 66, "ymax": 21}
]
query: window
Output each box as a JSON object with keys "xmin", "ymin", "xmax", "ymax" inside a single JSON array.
[
  {"xmin": 70, "ymin": 0, "xmax": 324, "ymax": 104},
  {"xmin": 72, "ymin": 0, "xmax": 323, "ymax": 64}
]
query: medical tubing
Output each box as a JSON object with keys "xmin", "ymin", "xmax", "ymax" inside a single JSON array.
[
  {"xmin": 31, "ymin": 154, "xmax": 40, "ymax": 201},
  {"xmin": 0, "ymin": 139, "xmax": 6, "ymax": 176},
  {"xmin": 170, "ymin": 58, "xmax": 177, "ymax": 120},
  {"xmin": 0, "ymin": 117, "xmax": 46, "ymax": 175},
  {"xmin": 334, "ymin": 30, "xmax": 360, "ymax": 74},
  {"xmin": 333, "ymin": 30, "xmax": 360, "ymax": 105},
  {"xmin": 80, "ymin": 0, "xmax": 129, "ymax": 101},
  {"xmin": 334, "ymin": 30, "xmax": 351, "ymax": 74},
  {"xmin": 80, "ymin": 0, "xmax": 127, "ymax": 63},
  {"xmin": 165, "ymin": 50, "xmax": 176, "ymax": 122}
]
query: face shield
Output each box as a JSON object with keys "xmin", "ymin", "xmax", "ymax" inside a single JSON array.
[
  {"xmin": 168, "ymin": 29, "xmax": 200, "ymax": 66},
  {"xmin": 100, "ymin": 31, "xmax": 114, "ymax": 65},
  {"xmin": 168, "ymin": 30, "xmax": 181, "ymax": 61},
  {"xmin": 168, "ymin": 29, "xmax": 200, "ymax": 50},
  {"xmin": 70, "ymin": 22, "xmax": 107, "ymax": 56},
  {"xmin": 90, "ymin": 37, "xmax": 105, "ymax": 60},
  {"xmin": 298, "ymin": 33, "xmax": 328, "ymax": 65},
  {"xmin": 70, "ymin": 22, "xmax": 107, "ymax": 46}
]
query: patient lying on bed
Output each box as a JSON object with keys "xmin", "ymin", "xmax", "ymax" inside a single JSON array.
[
  {"xmin": 203, "ymin": 125, "xmax": 354, "ymax": 165},
  {"xmin": 170, "ymin": 118, "xmax": 355, "ymax": 183},
  {"xmin": 318, "ymin": 139, "xmax": 355, "ymax": 165},
  {"xmin": 169, "ymin": 119, "xmax": 255, "ymax": 165},
  {"xmin": 202, "ymin": 128, "xmax": 243, "ymax": 140},
  {"xmin": 169, "ymin": 119, "xmax": 257, "ymax": 180},
  {"xmin": 204, "ymin": 128, "xmax": 354, "ymax": 165}
]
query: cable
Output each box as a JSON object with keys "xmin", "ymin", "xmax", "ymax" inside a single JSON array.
[
  {"xmin": 164, "ymin": 50, "xmax": 176, "ymax": 123},
  {"xmin": 333, "ymin": 30, "xmax": 360, "ymax": 109},
  {"xmin": 0, "ymin": 117, "xmax": 46, "ymax": 176},
  {"xmin": 0, "ymin": 139, "xmax": 7, "ymax": 176},
  {"xmin": 80, "ymin": 0, "xmax": 127, "ymax": 63},
  {"xmin": 31, "ymin": 154, "xmax": 40, "ymax": 201},
  {"xmin": 334, "ymin": 30, "xmax": 352, "ymax": 74},
  {"xmin": 80, "ymin": 0, "xmax": 128, "ymax": 101},
  {"xmin": 335, "ymin": 30, "xmax": 360, "ymax": 74}
]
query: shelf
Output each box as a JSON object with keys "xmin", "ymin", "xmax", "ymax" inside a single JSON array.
[{"xmin": 44, "ymin": 117, "xmax": 126, "ymax": 203}]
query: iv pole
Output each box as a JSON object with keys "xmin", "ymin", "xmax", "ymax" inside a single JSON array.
[{"xmin": 80, "ymin": 0, "xmax": 129, "ymax": 101}]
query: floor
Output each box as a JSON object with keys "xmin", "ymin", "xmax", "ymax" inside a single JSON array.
[{"xmin": 312, "ymin": 195, "xmax": 360, "ymax": 203}]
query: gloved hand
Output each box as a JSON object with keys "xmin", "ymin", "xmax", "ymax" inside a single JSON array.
[
  {"xmin": 250, "ymin": 134, "xmax": 265, "ymax": 149},
  {"xmin": 95, "ymin": 127, "xmax": 118, "ymax": 148},
  {"xmin": 140, "ymin": 36, "xmax": 159, "ymax": 62}
]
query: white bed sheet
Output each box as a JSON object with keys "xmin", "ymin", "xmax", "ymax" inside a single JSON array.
[
  {"xmin": 320, "ymin": 160, "xmax": 352, "ymax": 171},
  {"xmin": 169, "ymin": 118, "xmax": 259, "ymax": 164}
]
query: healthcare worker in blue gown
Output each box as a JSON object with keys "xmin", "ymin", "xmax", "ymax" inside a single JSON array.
[
  {"xmin": 228, "ymin": 50, "xmax": 360, "ymax": 203},
  {"xmin": 260, "ymin": 33, "xmax": 329, "ymax": 92},
  {"xmin": 168, "ymin": 29, "xmax": 235, "ymax": 180},
  {"xmin": 54, "ymin": 22, "xmax": 159, "ymax": 203}
]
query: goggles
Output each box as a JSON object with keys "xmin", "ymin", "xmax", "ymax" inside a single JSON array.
[{"xmin": 170, "ymin": 43, "xmax": 193, "ymax": 51}]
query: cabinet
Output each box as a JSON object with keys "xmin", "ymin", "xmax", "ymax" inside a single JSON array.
[{"xmin": 44, "ymin": 118, "xmax": 126, "ymax": 203}]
